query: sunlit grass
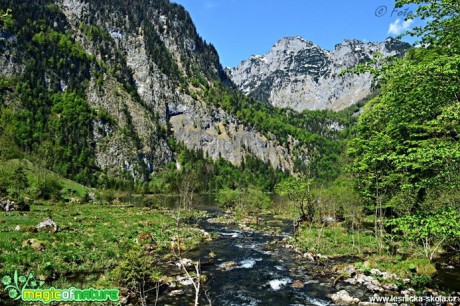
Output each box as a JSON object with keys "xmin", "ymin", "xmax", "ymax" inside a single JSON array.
[{"xmin": 0, "ymin": 202, "xmax": 206, "ymax": 292}]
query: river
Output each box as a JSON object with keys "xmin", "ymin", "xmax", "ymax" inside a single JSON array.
[
  {"xmin": 145, "ymin": 197, "xmax": 459, "ymax": 305},
  {"xmin": 156, "ymin": 204, "xmax": 366, "ymax": 305}
]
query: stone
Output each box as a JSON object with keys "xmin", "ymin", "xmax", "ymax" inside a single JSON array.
[
  {"xmin": 303, "ymin": 252, "xmax": 315, "ymax": 261},
  {"xmin": 0, "ymin": 197, "xmax": 30, "ymax": 212},
  {"xmin": 338, "ymin": 265, "xmax": 356, "ymax": 276},
  {"xmin": 356, "ymin": 274, "xmax": 375, "ymax": 284},
  {"xmin": 37, "ymin": 219, "xmax": 58, "ymax": 233},
  {"xmin": 14, "ymin": 225, "xmax": 21, "ymax": 231},
  {"xmin": 168, "ymin": 289, "xmax": 184, "ymax": 296},
  {"xmin": 330, "ymin": 290, "xmax": 360, "ymax": 305},
  {"xmin": 291, "ymin": 280, "xmax": 304, "ymax": 288},
  {"xmin": 367, "ymin": 283, "xmax": 384, "ymax": 292},
  {"xmin": 218, "ymin": 261, "xmax": 238, "ymax": 270},
  {"xmin": 176, "ymin": 276, "xmax": 194, "ymax": 286},
  {"xmin": 344, "ymin": 277, "xmax": 358, "ymax": 285},
  {"xmin": 370, "ymin": 269, "xmax": 383, "ymax": 276},
  {"xmin": 22, "ymin": 239, "xmax": 45, "ymax": 252},
  {"xmin": 175, "ymin": 258, "xmax": 194, "ymax": 268},
  {"xmin": 401, "ymin": 288, "xmax": 415, "ymax": 296},
  {"xmin": 323, "ymin": 216, "xmax": 337, "ymax": 223},
  {"xmin": 416, "ymin": 263, "xmax": 437, "ymax": 277},
  {"xmin": 382, "ymin": 284, "xmax": 398, "ymax": 291}
]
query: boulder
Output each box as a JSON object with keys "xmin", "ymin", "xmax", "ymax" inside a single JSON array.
[
  {"xmin": 0, "ymin": 197, "xmax": 30, "ymax": 212},
  {"xmin": 291, "ymin": 279, "xmax": 305, "ymax": 288},
  {"xmin": 22, "ymin": 239, "xmax": 45, "ymax": 252},
  {"xmin": 338, "ymin": 265, "xmax": 356, "ymax": 276},
  {"xmin": 37, "ymin": 219, "xmax": 58, "ymax": 233},
  {"xmin": 416, "ymin": 263, "xmax": 437, "ymax": 277},
  {"xmin": 168, "ymin": 289, "xmax": 184, "ymax": 296},
  {"xmin": 175, "ymin": 258, "xmax": 194, "ymax": 268},
  {"xmin": 344, "ymin": 277, "xmax": 358, "ymax": 285},
  {"xmin": 218, "ymin": 261, "xmax": 238, "ymax": 270},
  {"xmin": 370, "ymin": 269, "xmax": 383, "ymax": 276},
  {"xmin": 303, "ymin": 252, "xmax": 315, "ymax": 261},
  {"xmin": 330, "ymin": 290, "xmax": 360, "ymax": 305}
]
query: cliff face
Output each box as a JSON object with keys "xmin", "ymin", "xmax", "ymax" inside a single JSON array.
[
  {"xmin": 0, "ymin": 0, "xmax": 305, "ymax": 180},
  {"xmin": 59, "ymin": 0, "xmax": 300, "ymax": 174},
  {"xmin": 227, "ymin": 36, "xmax": 410, "ymax": 111}
]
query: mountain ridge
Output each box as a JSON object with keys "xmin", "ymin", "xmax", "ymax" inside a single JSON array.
[
  {"xmin": 1, "ymin": 0, "xmax": 345, "ymax": 184},
  {"xmin": 227, "ymin": 36, "xmax": 411, "ymax": 111}
]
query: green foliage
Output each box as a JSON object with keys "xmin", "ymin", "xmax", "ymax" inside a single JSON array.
[
  {"xmin": 203, "ymin": 82, "xmax": 356, "ymax": 182},
  {"xmin": 0, "ymin": 1, "xmax": 100, "ymax": 186},
  {"xmin": 411, "ymin": 274, "xmax": 432, "ymax": 288},
  {"xmin": 348, "ymin": 48, "xmax": 460, "ymax": 211},
  {"xmin": 216, "ymin": 187, "xmax": 240, "ymax": 208},
  {"xmin": 292, "ymin": 226, "xmax": 379, "ymax": 256},
  {"xmin": 395, "ymin": 0, "xmax": 460, "ymax": 52},
  {"xmin": 144, "ymin": 21, "xmax": 182, "ymax": 80},
  {"xmin": 349, "ymin": 0, "xmax": 460, "ymax": 215},
  {"xmin": 154, "ymin": 144, "xmax": 287, "ymax": 194},
  {"xmin": 275, "ymin": 176, "xmax": 311, "ymax": 202},
  {"xmin": 0, "ymin": 8, "xmax": 13, "ymax": 30},
  {"xmin": 241, "ymin": 187, "xmax": 271, "ymax": 211},
  {"xmin": 349, "ymin": 1, "xmax": 460, "ymax": 212},
  {"xmin": 12, "ymin": 165, "xmax": 29, "ymax": 197},
  {"xmin": 387, "ymin": 206, "xmax": 460, "ymax": 260},
  {"xmin": 0, "ymin": 202, "xmax": 186, "ymax": 295},
  {"xmin": 275, "ymin": 176, "xmax": 316, "ymax": 221},
  {"xmin": 32, "ymin": 176, "xmax": 63, "ymax": 201},
  {"xmin": 112, "ymin": 249, "xmax": 163, "ymax": 289}
]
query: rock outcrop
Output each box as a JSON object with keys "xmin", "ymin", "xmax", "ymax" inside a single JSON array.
[
  {"xmin": 55, "ymin": 0, "xmax": 301, "ymax": 174},
  {"xmin": 228, "ymin": 36, "xmax": 410, "ymax": 111}
]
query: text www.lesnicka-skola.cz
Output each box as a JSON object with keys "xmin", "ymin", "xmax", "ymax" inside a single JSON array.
[{"xmin": 369, "ymin": 295, "xmax": 458, "ymax": 304}]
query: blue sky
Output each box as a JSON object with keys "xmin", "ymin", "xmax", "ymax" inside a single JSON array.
[{"xmin": 171, "ymin": 0, "xmax": 419, "ymax": 67}]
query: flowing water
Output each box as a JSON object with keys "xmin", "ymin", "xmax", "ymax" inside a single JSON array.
[
  {"xmin": 184, "ymin": 218, "xmax": 335, "ymax": 305},
  {"xmin": 150, "ymin": 198, "xmax": 459, "ymax": 305},
  {"xmin": 156, "ymin": 203, "xmax": 367, "ymax": 306}
]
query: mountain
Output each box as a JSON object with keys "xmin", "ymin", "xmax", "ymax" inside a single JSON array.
[
  {"xmin": 227, "ymin": 36, "xmax": 410, "ymax": 111},
  {"xmin": 1, "ymin": 0, "xmax": 346, "ymax": 184}
]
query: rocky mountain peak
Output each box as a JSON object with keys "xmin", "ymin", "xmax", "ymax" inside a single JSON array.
[
  {"xmin": 273, "ymin": 36, "xmax": 316, "ymax": 50},
  {"xmin": 228, "ymin": 36, "xmax": 411, "ymax": 111}
]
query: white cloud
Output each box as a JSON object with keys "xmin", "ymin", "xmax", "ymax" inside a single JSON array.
[{"xmin": 388, "ymin": 19, "xmax": 413, "ymax": 35}]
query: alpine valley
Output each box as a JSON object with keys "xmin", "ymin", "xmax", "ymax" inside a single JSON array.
[
  {"xmin": 1, "ymin": 1, "xmax": 459, "ymax": 305},
  {"xmin": 0, "ymin": 0, "xmax": 406, "ymax": 183}
]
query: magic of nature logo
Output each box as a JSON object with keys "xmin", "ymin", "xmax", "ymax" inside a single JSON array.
[{"xmin": 1, "ymin": 270, "xmax": 119, "ymax": 304}]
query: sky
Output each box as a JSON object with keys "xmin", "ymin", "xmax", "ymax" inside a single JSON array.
[{"xmin": 171, "ymin": 0, "xmax": 419, "ymax": 68}]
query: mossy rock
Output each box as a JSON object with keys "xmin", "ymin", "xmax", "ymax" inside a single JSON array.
[
  {"xmin": 21, "ymin": 239, "xmax": 46, "ymax": 252},
  {"xmin": 137, "ymin": 232, "xmax": 154, "ymax": 244},
  {"xmin": 416, "ymin": 263, "xmax": 437, "ymax": 277}
]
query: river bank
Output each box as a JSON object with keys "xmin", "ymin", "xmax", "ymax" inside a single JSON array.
[{"xmin": 156, "ymin": 204, "xmax": 460, "ymax": 305}]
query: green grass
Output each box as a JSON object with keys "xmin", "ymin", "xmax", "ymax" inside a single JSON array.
[
  {"xmin": 292, "ymin": 223, "xmax": 438, "ymax": 287},
  {"xmin": 364, "ymin": 255, "xmax": 436, "ymax": 279},
  {"xmin": 0, "ymin": 202, "xmax": 207, "ymax": 293},
  {"xmin": 292, "ymin": 225, "xmax": 379, "ymax": 256},
  {"xmin": 0, "ymin": 158, "xmax": 91, "ymax": 197}
]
